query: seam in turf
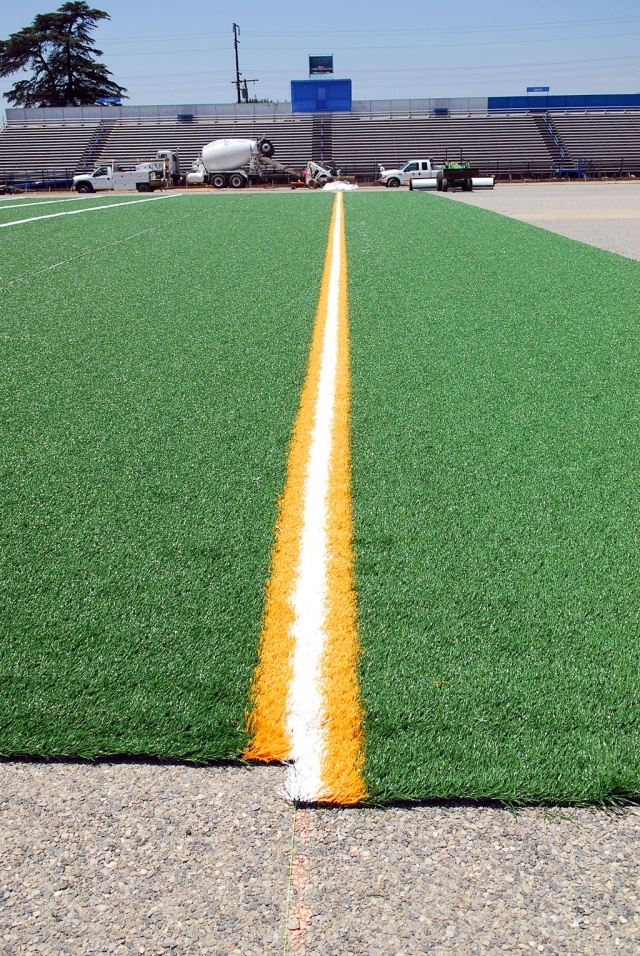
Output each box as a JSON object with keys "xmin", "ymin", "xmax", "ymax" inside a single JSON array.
[{"xmin": 243, "ymin": 193, "xmax": 366, "ymax": 805}]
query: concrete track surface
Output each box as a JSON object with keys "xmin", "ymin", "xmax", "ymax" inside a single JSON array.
[
  {"xmin": 3, "ymin": 183, "xmax": 640, "ymax": 956},
  {"xmin": 444, "ymin": 180, "xmax": 640, "ymax": 261}
]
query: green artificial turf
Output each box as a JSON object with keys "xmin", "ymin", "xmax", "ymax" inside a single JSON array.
[
  {"xmin": 0, "ymin": 195, "xmax": 190, "ymax": 279},
  {"xmin": 0, "ymin": 195, "xmax": 115, "ymax": 225},
  {"xmin": 0, "ymin": 193, "xmax": 334, "ymax": 760},
  {"xmin": 346, "ymin": 191, "xmax": 640, "ymax": 804}
]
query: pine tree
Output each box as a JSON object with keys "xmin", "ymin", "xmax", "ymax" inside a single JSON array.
[{"xmin": 0, "ymin": 2, "xmax": 127, "ymax": 108}]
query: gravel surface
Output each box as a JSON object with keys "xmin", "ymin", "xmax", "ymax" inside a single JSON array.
[
  {"xmin": 0, "ymin": 762, "xmax": 291, "ymax": 956},
  {"xmin": 288, "ymin": 804, "xmax": 640, "ymax": 956},
  {"xmin": 2, "ymin": 763, "xmax": 640, "ymax": 955},
  {"xmin": 444, "ymin": 181, "xmax": 640, "ymax": 261}
]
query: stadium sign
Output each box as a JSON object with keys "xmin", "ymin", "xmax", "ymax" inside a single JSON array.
[
  {"xmin": 309, "ymin": 55, "xmax": 333, "ymax": 75},
  {"xmin": 526, "ymin": 86, "xmax": 550, "ymax": 93}
]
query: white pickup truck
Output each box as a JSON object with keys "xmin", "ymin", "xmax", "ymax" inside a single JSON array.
[
  {"xmin": 73, "ymin": 151, "xmax": 180, "ymax": 193},
  {"xmin": 379, "ymin": 160, "xmax": 437, "ymax": 188},
  {"xmin": 73, "ymin": 162, "xmax": 168, "ymax": 193}
]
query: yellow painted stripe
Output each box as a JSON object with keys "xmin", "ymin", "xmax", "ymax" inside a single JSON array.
[{"xmin": 244, "ymin": 194, "xmax": 366, "ymax": 804}]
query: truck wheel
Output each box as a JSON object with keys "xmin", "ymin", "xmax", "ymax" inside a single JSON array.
[
  {"xmin": 229, "ymin": 173, "xmax": 246, "ymax": 189},
  {"xmin": 436, "ymin": 170, "xmax": 443, "ymax": 191},
  {"xmin": 442, "ymin": 177, "xmax": 449, "ymax": 192},
  {"xmin": 76, "ymin": 182, "xmax": 93, "ymax": 193},
  {"xmin": 259, "ymin": 139, "xmax": 275, "ymax": 157},
  {"xmin": 466, "ymin": 178, "xmax": 473, "ymax": 192},
  {"xmin": 136, "ymin": 183, "xmax": 152, "ymax": 192},
  {"xmin": 387, "ymin": 177, "xmax": 400, "ymax": 188},
  {"xmin": 212, "ymin": 174, "xmax": 227, "ymax": 189}
]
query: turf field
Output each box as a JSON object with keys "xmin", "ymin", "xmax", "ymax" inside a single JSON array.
[
  {"xmin": 0, "ymin": 193, "xmax": 333, "ymax": 759},
  {"xmin": 347, "ymin": 191, "xmax": 640, "ymax": 804},
  {"xmin": 2, "ymin": 189, "xmax": 640, "ymax": 805}
]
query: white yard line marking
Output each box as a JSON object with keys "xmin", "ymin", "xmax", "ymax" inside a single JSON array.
[
  {"xmin": 0, "ymin": 196, "xmax": 114, "ymax": 211},
  {"xmin": 0, "ymin": 193, "xmax": 181, "ymax": 229},
  {"xmin": 285, "ymin": 192, "xmax": 344, "ymax": 803}
]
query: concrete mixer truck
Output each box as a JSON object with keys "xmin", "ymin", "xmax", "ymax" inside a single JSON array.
[{"xmin": 186, "ymin": 136, "xmax": 299, "ymax": 188}]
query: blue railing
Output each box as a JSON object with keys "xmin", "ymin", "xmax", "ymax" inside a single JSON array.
[
  {"xmin": 1, "ymin": 168, "xmax": 74, "ymax": 190},
  {"xmin": 80, "ymin": 122, "xmax": 106, "ymax": 172},
  {"xmin": 554, "ymin": 157, "xmax": 596, "ymax": 179},
  {"xmin": 541, "ymin": 113, "xmax": 566, "ymax": 159}
]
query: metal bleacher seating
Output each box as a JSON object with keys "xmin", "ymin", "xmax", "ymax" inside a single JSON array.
[
  {"xmin": 549, "ymin": 112, "xmax": 640, "ymax": 176},
  {"xmin": 1, "ymin": 107, "xmax": 639, "ymax": 185},
  {"xmin": 0, "ymin": 121, "xmax": 101, "ymax": 186},
  {"xmin": 331, "ymin": 111, "xmax": 554, "ymax": 180},
  {"xmin": 92, "ymin": 116, "xmax": 314, "ymax": 179}
]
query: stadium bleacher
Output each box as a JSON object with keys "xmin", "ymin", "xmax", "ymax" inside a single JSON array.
[
  {"xmin": 94, "ymin": 116, "xmax": 314, "ymax": 177},
  {"xmin": 0, "ymin": 121, "xmax": 102, "ymax": 185},
  {"xmin": 331, "ymin": 111, "xmax": 554, "ymax": 180},
  {"xmin": 549, "ymin": 111, "xmax": 640, "ymax": 176},
  {"xmin": 0, "ymin": 101, "xmax": 639, "ymax": 185}
]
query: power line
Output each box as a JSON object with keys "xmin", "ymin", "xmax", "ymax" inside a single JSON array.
[
  {"xmin": 117, "ymin": 53, "xmax": 640, "ymax": 82},
  {"xmin": 99, "ymin": 14, "xmax": 640, "ymax": 43},
  {"xmin": 102, "ymin": 29, "xmax": 640, "ymax": 58}
]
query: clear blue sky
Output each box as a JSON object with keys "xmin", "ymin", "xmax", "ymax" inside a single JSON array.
[{"xmin": 1, "ymin": 0, "xmax": 639, "ymax": 107}]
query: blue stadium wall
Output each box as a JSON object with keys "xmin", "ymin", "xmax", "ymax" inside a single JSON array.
[
  {"xmin": 291, "ymin": 80, "xmax": 352, "ymax": 113},
  {"xmin": 488, "ymin": 93, "xmax": 640, "ymax": 112}
]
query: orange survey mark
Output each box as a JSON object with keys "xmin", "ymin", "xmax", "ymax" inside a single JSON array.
[{"xmin": 244, "ymin": 192, "xmax": 366, "ymax": 805}]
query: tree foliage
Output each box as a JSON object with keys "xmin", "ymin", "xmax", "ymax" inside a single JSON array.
[{"xmin": 0, "ymin": 2, "xmax": 127, "ymax": 107}]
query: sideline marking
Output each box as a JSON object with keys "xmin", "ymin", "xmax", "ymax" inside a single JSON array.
[
  {"xmin": 245, "ymin": 192, "xmax": 366, "ymax": 805},
  {"xmin": 0, "ymin": 193, "xmax": 181, "ymax": 228},
  {"xmin": 0, "ymin": 196, "xmax": 113, "ymax": 211}
]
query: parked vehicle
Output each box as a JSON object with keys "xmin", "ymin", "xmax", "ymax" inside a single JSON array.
[
  {"xmin": 73, "ymin": 150, "xmax": 180, "ymax": 193},
  {"xmin": 379, "ymin": 159, "xmax": 438, "ymax": 188},
  {"xmin": 380, "ymin": 158, "xmax": 494, "ymax": 190},
  {"xmin": 436, "ymin": 162, "xmax": 479, "ymax": 191},
  {"xmin": 186, "ymin": 137, "xmax": 298, "ymax": 188}
]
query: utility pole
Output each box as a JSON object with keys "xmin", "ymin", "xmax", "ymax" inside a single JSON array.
[
  {"xmin": 232, "ymin": 24, "xmax": 258, "ymax": 104},
  {"xmin": 233, "ymin": 23, "xmax": 242, "ymax": 104}
]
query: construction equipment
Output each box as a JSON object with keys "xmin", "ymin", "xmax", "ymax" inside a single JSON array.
[
  {"xmin": 436, "ymin": 162, "xmax": 479, "ymax": 192},
  {"xmin": 186, "ymin": 137, "xmax": 299, "ymax": 188},
  {"xmin": 73, "ymin": 150, "xmax": 180, "ymax": 193}
]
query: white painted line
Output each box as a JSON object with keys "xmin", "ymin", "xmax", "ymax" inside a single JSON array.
[
  {"xmin": 0, "ymin": 193, "xmax": 182, "ymax": 229},
  {"xmin": 0, "ymin": 196, "xmax": 114, "ymax": 211},
  {"xmin": 285, "ymin": 192, "xmax": 343, "ymax": 803}
]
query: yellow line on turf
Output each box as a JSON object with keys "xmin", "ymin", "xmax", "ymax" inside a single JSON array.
[{"xmin": 244, "ymin": 192, "xmax": 366, "ymax": 805}]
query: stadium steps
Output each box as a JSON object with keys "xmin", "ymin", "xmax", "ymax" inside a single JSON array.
[
  {"xmin": 331, "ymin": 112, "xmax": 556, "ymax": 180},
  {"xmin": 0, "ymin": 121, "xmax": 101, "ymax": 182},
  {"xmin": 549, "ymin": 111, "xmax": 640, "ymax": 176},
  {"xmin": 77, "ymin": 120, "xmax": 118, "ymax": 172},
  {"xmin": 311, "ymin": 115, "xmax": 333, "ymax": 163},
  {"xmin": 533, "ymin": 114, "xmax": 571, "ymax": 164}
]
